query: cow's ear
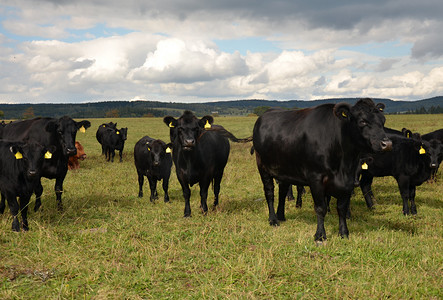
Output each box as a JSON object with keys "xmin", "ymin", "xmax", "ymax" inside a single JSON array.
[
  {"xmin": 334, "ymin": 103, "xmax": 351, "ymax": 121},
  {"xmin": 376, "ymin": 103, "xmax": 385, "ymax": 112},
  {"xmin": 164, "ymin": 143, "xmax": 173, "ymax": 154},
  {"xmin": 164, "ymin": 116, "xmax": 177, "ymax": 128},
  {"xmin": 10, "ymin": 145, "xmax": 23, "ymax": 159},
  {"xmin": 199, "ymin": 115, "xmax": 214, "ymax": 129},
  {"xmin": 47, "ymin": 145, "xmax": 57, "ymax": 154},
  {"xmin": 76, "ymin": 120, "xmax": 91, "ymax": 131},
  {"xmin": 45, "ymin": 120, "xmax": 59, "ymax": 132},
  {"xmin": 403, "ymin": 129, "xmax": 413, "ymax": 138}
]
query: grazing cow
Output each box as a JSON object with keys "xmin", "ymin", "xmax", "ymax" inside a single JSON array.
[
  {"xmin": 96, "ymin": 122, "xmax": 117, "ymax": 154},
  {"xmin": 163, "ymin": 111, "xmax": 230, "ymax": 217},
  {"xmin": 359, "ymin": 134, "xmax": 442, "ymax": 215},
  {"xmin": 68, "ymin": 141, "xmax": 86, "ymax": 170},
  {"xmin": 422, "ymin": 129, "xmax": 443, "ymax": 181},
  {"xmin": 1, "ymin": 117, "xmax": 91, "ymax": 211},
  {"xmin": 102, "ymin": 127, "xmax": 128, "ymax": 162},
  {"xmin": 0, "ymin": 141, "xmax": 55, "ymax": 231},
  {"xmin": 252, "ymin": 98, "xmax": 392, "ymax": 241},
  {"xmin": 134, "ymin": 136, "xmax": 173, "ymax": 202}
]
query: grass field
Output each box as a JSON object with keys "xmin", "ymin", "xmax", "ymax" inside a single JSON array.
[{"xmin": 1, "ymin": 114, "xmax": 442, "ymax": 299}]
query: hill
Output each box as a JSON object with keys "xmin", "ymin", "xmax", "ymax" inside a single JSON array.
[{"xmin": 0, "ymin": 96, "xmax": 442, "ymax": 119}]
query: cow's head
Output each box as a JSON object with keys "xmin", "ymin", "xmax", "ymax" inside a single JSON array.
[
  {"xmin": 334, "ymin": 98, "xmax": 392, "ymax": 152},
  {"xmin": 164, "ymin": 111, "xmax": 213, "ymax": 151},
  {"xmin": 75, "ymin": 141, "xmax": 86, "ymax": 160},
  {"xmin": 421, "ymin": 139, "xmax": 443, "ymax": 169},
  {"xmin": 117, "ymin": 128, "xmax": 128, "ymax": 141},
  {"xmin": 46, "ymin": 117, "xmax": 91, "ymax": 157},
  {"xmin": 146, "ymin": 139, "xmax": 173, "ymax": 166},
  {"xmin": 10, "ymin": 142, "xmax": 56, "ymax": 178}
]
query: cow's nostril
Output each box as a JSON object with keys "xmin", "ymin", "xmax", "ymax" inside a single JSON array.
[{"xmin": 381, "ymin": 140, "xmax": 392, "ymax": 151}]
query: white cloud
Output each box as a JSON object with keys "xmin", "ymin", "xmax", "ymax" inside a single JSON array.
[{"xmin": 1, "ymin": 0, "xmax": 443, "ymax": 102}]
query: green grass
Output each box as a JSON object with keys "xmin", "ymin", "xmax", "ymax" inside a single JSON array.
[{"xmin": 1, "ymin": 114, "xmax": 442, "ymax": 299}]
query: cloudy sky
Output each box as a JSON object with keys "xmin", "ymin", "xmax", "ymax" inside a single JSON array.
[{"xmin": 1, "ymin": 0, "xmax": 443, "ymax": 103}]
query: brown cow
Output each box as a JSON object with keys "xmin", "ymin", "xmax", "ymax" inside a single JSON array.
[{"xmin": 68, "ymin": 142, "xmax": 86, "ymax": 170}]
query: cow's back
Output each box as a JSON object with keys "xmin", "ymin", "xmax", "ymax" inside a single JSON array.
[{"xmin": 2, "ymin": 118, "xmax": 54, "ymax": 145}]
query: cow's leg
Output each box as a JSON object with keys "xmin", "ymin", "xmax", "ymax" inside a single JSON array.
[
  {"xmin": 119, "ymin": 150, "xmax": 123, "ymax": 163},
  {"xmin": 287, "ymin": 185, "xmax": 294, "ymax": 201},
  {"xmin": 336, "ymin": 195, "xmax": 350, "ymax": 238},
  {"xmin": 34, "ymin": 180, "xmax": 43, "ymax": 212},
  {"xmin": 360, "ymin": 173, "xmax": 376, "ymax": 209},
  {"xmin": 310, "ymin": 182, "xmax": 328, "ymax": 241},
  {"xmin": 137, "ymin": 172, "xmax": 144, "ymax": 198},
  {"xmin": 213, "ymin": 171, "xmax": 224, "ymax": 208},
  {"xmin": 409, "ymin": 185, "xmax": 417, "ymax": 215},
  {"xmin": 258, "ymin": 168, "xmax": 277, "ymax": 226},
  {"xmin": 326, "ymin": 195, "xmax": 332, "ymax": 213},
  {"xmin": 110, "ymin": 150, "xmax": 115, "ymax": 163},
  {"xmin": 19, "ymin": 196, "xmax": 31, "ymax": 231},
  {"xmin": 162, "ymin": 176, "xmax": 170, "ymax": 203},
  {"xmin": 148, "ymin": 178, "xmax": 158, "ymax": 202},
  {"xmin": 397, "ymin": 176, "xmax": 411, "ymax": 215},
  {"xmin": 55, "ymin": 172, "xmax": 67, "ymax": 211},
  {"xmin": 277, "ymin": 182, "xmax": 289, "ymax": 221},
  {"xmin": 296, "ymin": 185, "xmax": 305, "ymax": 208},
  {"xmin": 199, "ymin": 180, "xmax": 211, "ymax": 214},
  {"xmin": 0, "ymin": 193, "xmax": 5, "ymax": 214},
  {"xmin": 6, "ymin": 194, "xmax": 20, "ymax": 232},
  {"xmin": 178, "ymin": 177, "xmax": 192, "ymax": 217},
  {"xmin": 105, "ymin": 148, "xmax": 111, "ymax": 161}
]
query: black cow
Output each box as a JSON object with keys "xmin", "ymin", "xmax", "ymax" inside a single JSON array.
[
  {"xmin": 96, "ymin": 122, "xmax": 117, "ymax": 155},
  {"xmin": 134, "ymin": 136, "xmax": 173, "ymax": 202},
  {"xmin": 252, "ymin": 98, "xmax": 392, "ymax": 241},
  {"xmin": 1, "ymin": 117, "xmax": 91, "ymax": 211},
  {"xmin": 359, "ymin": 134, "xmax": 442, "ymax": 215},
  {"xmin": 102, "ymin": 127, "xmax": 128, "ymax": 162},
  {"xmin": 422, "ymin": 129, "xmax": 443, "ymax": 181},
  {"xmin": 0, "ymin": 141, "xmax": 55, "ymax": 231},
  {"xmin": 163, "ymin": 111, "xmax": 230, "ymax": 217}
]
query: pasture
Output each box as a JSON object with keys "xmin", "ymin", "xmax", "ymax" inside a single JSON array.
[{"xmin": 1, "ymin": 114, "xmax": 442, "ymax": 299}]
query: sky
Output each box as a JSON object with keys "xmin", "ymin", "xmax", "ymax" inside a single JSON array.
[{"xmin": 1, "ymin": 0, "xmax": 443, "ymax": 104}]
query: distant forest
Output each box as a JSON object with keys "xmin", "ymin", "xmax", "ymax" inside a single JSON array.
[{"xmin": 0, "ymin": 96, "xmax": 442, "ymax": 119}]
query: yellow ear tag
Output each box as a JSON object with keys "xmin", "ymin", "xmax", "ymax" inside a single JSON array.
[
  {"xmin": 407, "ymin": 133, "xmax": 410, "ymax": 138},
  {"xmin": 204, "ymin": 120, "xmax": 211, "ymax": 129},
  {"xmin": 147, "ymin": 147, "xmax": 151, "ymax": 151},
  {"xmin": 79, "ymin": 126, "xmax": 86, "ymax": 133},
  {"xmin": 341, "ymin": 111, "xmax": 347, "ymax": 118},
  {"xmin": 45, "ymin": 151, "xmax": 52, "ymax": 159},
  {"xmin": 102, "ymin": 125, "xmax": 106, "ymax": 127},
  {"xmin": 362, "ymin": 162, "xmax": 368, "ymax": 170},
  {"xmin": 419, "ymin": 146, "xmax": 426, "ymax": 155},
  {"xmin": 116, "ymin": 131, "xmax": 120, "ymax": 135},
  {"xmin": 166, "ymin": 147, "xmax": 172, "ymax": 153},
  {"xmin": 169, "ymin": 122, "xmax": 174, "ymax": 128},
  {"xmin": 15, "ymin": 152, "xmax": 23, "ymax": 160}
]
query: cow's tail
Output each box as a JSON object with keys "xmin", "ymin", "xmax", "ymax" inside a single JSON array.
[
  {"xmin": 250, "ymin": 146, "xmax": 254, "ymax": 155},
  {"xmin": 207, "ymin": 126, "xmax": 252, "ymax": 143}
]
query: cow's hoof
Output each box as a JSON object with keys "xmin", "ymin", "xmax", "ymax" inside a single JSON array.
[{"xmin": 269, "ymin": 219, "xmax": 279, "ymax": 226}]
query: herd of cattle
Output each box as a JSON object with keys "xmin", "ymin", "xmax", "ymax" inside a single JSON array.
[{"xmin": 0, "ymin": 98, "xmax": 442, "ymax": 241}]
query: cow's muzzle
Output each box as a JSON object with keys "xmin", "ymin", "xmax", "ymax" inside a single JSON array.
[
  {"xmin": 380, "ymin": 138, "xmax": 392, "ymax": 151},
  {"xmin": 67, "ymin": 148, "xmax": 77, "ymax": 156},
  {"xmin": 27, "ymin": 170, "xmax": 37, "ymax": 178},
  {"xmin": 183, "ymin": 139, "xmax": 195, "ymax": 151}
]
